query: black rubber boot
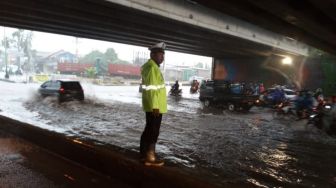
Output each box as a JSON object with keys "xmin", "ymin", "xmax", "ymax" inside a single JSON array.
[
  {"xmin": 144, "ymin": 144, "xmax": 164, "ymax": 167},
  {"xmin": 139, "ymin": 138, "xmax": 147, "ymax": 161}
]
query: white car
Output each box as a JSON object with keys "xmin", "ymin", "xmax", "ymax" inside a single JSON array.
[{"xmin": 260, "ymin": 88, "xmax": 296, "ymax": 102}]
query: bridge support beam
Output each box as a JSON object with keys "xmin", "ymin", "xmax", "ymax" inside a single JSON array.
[{"xmin": 108, "ymin": 0, "xmax": 308, "ymax": 56}]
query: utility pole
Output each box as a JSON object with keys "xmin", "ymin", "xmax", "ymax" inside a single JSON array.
[
  {"xmin": 3, "ymin": 27, "xmax": 9, "ymax": 79},
  {"xmin": 75, "ymin": 37, "xmax": 79, "ymax": 62}
]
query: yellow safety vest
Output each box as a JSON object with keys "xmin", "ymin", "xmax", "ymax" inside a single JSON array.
[{"xmin": 141, "ymin": 59, "xmax": 167, "ymax": 113}]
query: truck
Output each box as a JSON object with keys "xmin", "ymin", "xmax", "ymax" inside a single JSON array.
[
  {"xmin": 57, "ymin": 63, "xmax": 141, "ymax": 78},
  {"xmin": 57, "ymin": 63, "xmax": 93, "ymax": 74},
  {"xmin": 108, "ymin": 64, "xmax": 140, "ymax": 78},
  {"xmin": 199, "ymin": 80, "xmax": 259, "ymax": 111}
]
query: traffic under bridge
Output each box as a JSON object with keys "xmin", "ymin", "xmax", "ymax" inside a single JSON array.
[{"xmin": 1, "ymin": 0, "xmax": 336, "ymax": 187}]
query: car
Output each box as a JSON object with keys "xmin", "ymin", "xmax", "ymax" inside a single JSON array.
[
  {"xmin": 199, "ymin": 80, "xmax": 258, "ymax": 111},
  {"xmin": 260, "ymin": 88, "xmax": 296, "ymax": 103},
  {"xmin": 38, "ymin": 80, "xmax": 84, "ymax": 102}
]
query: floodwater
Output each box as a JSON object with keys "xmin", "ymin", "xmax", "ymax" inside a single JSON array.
[{"xmin": 1, "ymin": 81, "xmax": 336, "ymax": 187}]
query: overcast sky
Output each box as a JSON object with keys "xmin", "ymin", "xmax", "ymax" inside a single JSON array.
[{"xmin": 1, "ymin": 26, "xmax": 212, "ymax": 66}]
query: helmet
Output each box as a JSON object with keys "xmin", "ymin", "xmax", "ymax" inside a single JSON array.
[{"xmin": 149, "ymin": 42, "xmax": 166, "ymax": 53}]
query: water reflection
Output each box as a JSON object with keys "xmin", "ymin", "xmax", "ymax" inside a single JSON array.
[{"xmin": 16, "ymin": 84, "xmax": 336, "ymax": 187}]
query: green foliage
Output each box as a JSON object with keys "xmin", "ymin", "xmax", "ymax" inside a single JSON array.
[
  {"xmin": 80, "ymin": 48, "xmax": 131, "ymax": 66},
  {"xmin": 105, "ymin": 48, "xmax": 118, "ymax": 63},
  {"xmin": 321, "ymin": 57, "xmax": 336, "ymax": 96},
  {"xmin": 12, "ymin": 29, "xmax": 25, "ymax": 52},
  {"xmin": 195, "ymin": 62, "xmax": 204, "ymax": 68},
  {"xmin": 80, "ymin": 50, "xmax": 105, "ymax": 64},
  {"xmin": 85, "ymin": 67, "xmax": 97, "ymax": 78},
  {"xmin": 11, "ymin": 29, "xmax": 33, "ymax": 58},
  {"xmin": 1, "ymin": 36, "xmax": 13, "ymax": 49}
]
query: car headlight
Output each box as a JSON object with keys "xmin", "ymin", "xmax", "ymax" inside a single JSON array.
[
  {"xmin": 310, "ymin": 114, "xmax": 317, "ymax": 118},
  {"xmin": 325, "ymin": 105, "xmax": 331, "ymax": 109}
]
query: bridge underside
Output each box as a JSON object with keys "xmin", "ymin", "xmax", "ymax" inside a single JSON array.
[
  {"xmin": 0, "ymin": 0, "xmax": 300, "ymax": 58},
  {"xmin": 192, "ymin": 0, "xmax": 336, "ymax": 55}
]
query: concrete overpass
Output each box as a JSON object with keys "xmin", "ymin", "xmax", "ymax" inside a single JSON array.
[
  {"xmin": 192, "ymin": 0, "xmax": 336, "ymax": 56},
  {"xmin": 0, "ymin": 0, "xmax": 316, "ymax": 59}
]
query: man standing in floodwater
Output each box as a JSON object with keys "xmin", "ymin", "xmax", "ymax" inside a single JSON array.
[{"xmin": 140, "ymin": 42, "xmax": 167, "ymax": 166}]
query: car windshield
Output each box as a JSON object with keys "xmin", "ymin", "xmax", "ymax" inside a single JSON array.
[{"xmin": 62, "ymin": 82, "xmax": 82, "ymax": 90}]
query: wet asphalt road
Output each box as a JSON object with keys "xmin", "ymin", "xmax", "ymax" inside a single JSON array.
[
  {"xmin": 1, "ymin": 82, "xmax": 336, "ymax": 187},
  {"xmin": 0, "ymin": 130, "xmax": 131, "ymax": 188}
]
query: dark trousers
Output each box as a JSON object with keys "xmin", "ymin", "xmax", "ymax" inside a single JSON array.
[{"xmin": 140, "ymin": 112, "xmax": 162, "ymax": 156}]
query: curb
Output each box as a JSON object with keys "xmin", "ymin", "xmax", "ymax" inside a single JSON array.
[
  {"xmin": 0, "ymin": 78, "xmax": 16, "ymax": 83},
  {"xmin": 0, "ymin": 115, "xmax": 219, "ymax": 188}
]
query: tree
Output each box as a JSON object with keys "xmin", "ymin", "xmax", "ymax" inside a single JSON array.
[
  {"xmin": 195, "ymin": 62, "xmax": 204, "ymax": 68},
  {"xmin": 85, "ymin": 67, "xmax": 97, "ymax": 78},
  {"xmin": 12, "ymin": 29, "xmax": 25, "ymax": 52},
  {"xmin": 81, "ymin": 48, "xmax": 131, "ymax": 65},
  {"xmin": 80, "ymin": 50, "xmax": 105, "ymax": 64},
  {"xmin": 10, "ymin": 29, "xmax": 34, "ymax": 72},
  {"xmin": 105, "ymin": 48, "xmax": 118, "ymax": 63},
  {"xmin": 1, "ymin": 36, "xmax": 12, "ymax": 49}
]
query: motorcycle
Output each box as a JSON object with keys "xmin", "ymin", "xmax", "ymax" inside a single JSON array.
[
  {"xmin": 190, "ymin": 85, "xmax": 199, "ymax": 94},
  {"xmin": 272, "ymin": 100, "xmax": 295, "ymax": 119},
  {"xmin": 308, "ymin": 104, "xmax": 336, "ymax": 135},
  {"xmin": 308, "ymin": 105, "xmax": 328, "ymax": 128},
  {"xmin": 190, "ymin": 80, "xmax": 200, "ymax": 94},
  {"xmin": 139, "ymin": 84, "xmax": 143, "ymax": 93},
  {"xmin": 307, "ymin": 100, "xmax": 326, "ymax": 124},
  {"xmin": 169, "ymin": 88, "xmax": 182, "ymax": 96}
]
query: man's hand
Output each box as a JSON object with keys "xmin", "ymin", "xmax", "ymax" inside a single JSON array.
[{"xmin": 152, "ymin": 109, "xmax": 160, "ymax": 117}]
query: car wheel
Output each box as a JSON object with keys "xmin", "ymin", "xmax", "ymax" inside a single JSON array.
[
  {"xmin": 243, "ymin": 105, "xmax": 252, "ymax": 112},
  {"xmin": 227, "ymin": 103, "xmax": 235, "ymax": 111},
  {"xmin": 58, "ymin": 96, "xmax": 64, "ymax": 103},
  {"xmin": 203, "ymin": 99, "xmax": 211, "ymax": 107}
]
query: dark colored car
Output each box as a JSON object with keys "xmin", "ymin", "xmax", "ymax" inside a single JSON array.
[
  {"xmin": 199, "ymin": 80, "xmax": 258, "ymax": 111},
  {"xmin": 38, "ymin": 80, "xmax": 84, "ymax": 102}
]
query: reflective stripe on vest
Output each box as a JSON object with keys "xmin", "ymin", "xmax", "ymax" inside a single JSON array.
[{"xmin": 142, "ymin": 84, "xmax": 166, "ymax": 91}]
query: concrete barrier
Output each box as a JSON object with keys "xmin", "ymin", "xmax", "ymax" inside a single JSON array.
[{"xmin": 0, "ymin": 115, "xmax": 222, "ymax": 188}]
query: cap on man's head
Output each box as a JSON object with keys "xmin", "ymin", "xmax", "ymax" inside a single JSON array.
[{"xmin": 149, "ymin": 42, "xmax": 166, "ymax": 53}]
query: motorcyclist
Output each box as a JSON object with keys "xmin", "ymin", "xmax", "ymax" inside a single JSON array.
[
  {"xmin": 272, "ymin": 85, "xmax": 285, "ymax": 106},
  {"xmin": 320, "ymin": 95, "xmax": 336, "ymax": 134},
  {"xmin": 314, "ymin": 88, "xmax": 324, "ymax": 102},
  {"xmin": 296, "ymin": 90, "xmax": 316, "ymax": 119},
  {"xmin": 172, "ymin": 80, "xmax": 180, "ymax": 91},
  {"xmin": 171, "ymin": 80, "xmax": 181, "ymax": 96},
  {"xmin": 190, "ymin": 80, "xmax": 199, "ymax": 93}
]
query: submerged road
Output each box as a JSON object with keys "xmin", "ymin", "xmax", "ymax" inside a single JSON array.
[
  {"xmin": 0, "ymin": 129, "xmax": 131, "ymax": 188},
  {"xmin": 0, "ymin": 81, "xmax": 336, "ymax": 187}
]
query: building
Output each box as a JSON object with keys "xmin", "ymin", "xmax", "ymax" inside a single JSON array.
[
  {"xmin": 164, "ymin": 64, "xmax": 211, "ymax": 82},
  {"xmin": 36, "ymin": 50, "xmax": 77, "ymax": 73}
]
